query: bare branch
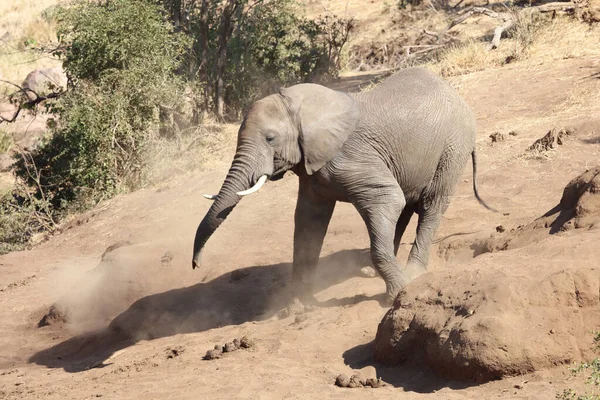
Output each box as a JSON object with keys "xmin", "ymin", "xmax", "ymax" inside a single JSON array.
[{"xmin": 0, "ymin": 80, "xmax": 65, "ymax": 125}]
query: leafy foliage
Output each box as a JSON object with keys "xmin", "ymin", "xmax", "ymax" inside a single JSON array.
[
  {"xmin": 224, "ymin": 3, "xmax": 354, "ymax": 114},
  {"xmin": 556, "ymin": 332, "xmax": 600, "ymax": 399},
  {"xmin": 1, "ymin": 0, "xmax": 189, "ymax": 246},
  {"xmin": 0, "ymin": 0, "xmax": 353, "ymax": 251},
  {"xmin": 178, "ymin": 0, "xmax": 353, "ymax": 119}
]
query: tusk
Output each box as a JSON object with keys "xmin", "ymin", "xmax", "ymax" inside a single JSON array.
[
  {"xmin": 203, "ymin": 194, "xmax": 217, "ymax": 200},
  {"xmin": 236, "ymin": 175, "xmax": 268, "ymax": 196}
]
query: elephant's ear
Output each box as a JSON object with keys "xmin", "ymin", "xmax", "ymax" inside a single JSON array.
[{"xmin": 280, "ymin": 84, "xmax": 359, "ymax": 175}]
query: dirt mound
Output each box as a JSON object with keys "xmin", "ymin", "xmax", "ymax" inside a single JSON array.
[
  {"xmin": 375, "ymin": 168, "xmax": 600, "ymax": 382},
  {"xmin": 439, "ymin": 167, "xmax": 600, "ymax": 259},
  {"xmin": 374, "ymin": 265, "xmax": 600, "ymax": 382}
]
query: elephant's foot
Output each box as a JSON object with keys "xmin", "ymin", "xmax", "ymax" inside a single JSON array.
[
  {"xmin": 402, "ymin": 263, "xmax": 426, "ymax": 282},
  {"xmin": 382, "ymin": 264, "xmax": 427, "ymax": 306},
  {"xmin": 277, "ymin": 295, "xmax": 318, "ymax": 319},
  {"xmin": 383, "ymin": 272, "xmax": 411, "ymax": 306}
]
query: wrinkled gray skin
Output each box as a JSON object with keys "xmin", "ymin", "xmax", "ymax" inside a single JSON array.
[{"xmin": 192, "ymin": 67, "xmax": 494, "ymax": 309}]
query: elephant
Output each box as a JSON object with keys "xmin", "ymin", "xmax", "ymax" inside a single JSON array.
[{"xmin": 192, "ymin": 67, "xmax": 494, "ymax": 311}]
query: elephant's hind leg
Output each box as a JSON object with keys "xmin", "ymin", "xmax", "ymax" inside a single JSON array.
[
  {"xmin": 407, "ymin": 150, "xmax": 469, "ymax": 279},
  {"xmin": 394, "ymin": 204, "xmax": 416, "ymax": 257},
  {"xmin": 344, "ymin": 166, "xmax": 411, "ymax": 303}
]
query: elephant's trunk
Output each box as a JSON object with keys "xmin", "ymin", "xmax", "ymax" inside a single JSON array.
[{"xmin": 192, "ymin": 146, "xmax": 267, "ymax": 269}]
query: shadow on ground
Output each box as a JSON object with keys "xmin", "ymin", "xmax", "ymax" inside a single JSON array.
[
  {"xmin": 29, "ymin": 248, "xmax": 374, "ymax": 372},
  {"xmin": 343, "ymin": 341, "xmax": 480, "ymax": 393},
  {"xmin": 581, "ymin": 135, "xmax": 600, "ymax": 144}
]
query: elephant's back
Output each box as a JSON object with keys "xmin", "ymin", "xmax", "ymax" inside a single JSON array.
[
  {"xmin": 354, "ymin": 68, "xmax": 469, "ymax": 114},
  {"xmin": 348, "ymin": 67, "xmax": 476, "ymax": 202}
]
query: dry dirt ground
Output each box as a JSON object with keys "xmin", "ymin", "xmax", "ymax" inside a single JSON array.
[{"xmin": 1, "ymin": 55, "xmax": 600, "ymax": 399}]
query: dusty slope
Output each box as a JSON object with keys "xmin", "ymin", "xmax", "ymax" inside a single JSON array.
[{"xmin": 1, "ymin": 57, "xmax": 600, "ymax": 399}]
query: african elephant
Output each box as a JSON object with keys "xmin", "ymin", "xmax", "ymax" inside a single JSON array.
[{"xmin": 192, "ymin": 67, "xmax": 494, "ymax": 310}]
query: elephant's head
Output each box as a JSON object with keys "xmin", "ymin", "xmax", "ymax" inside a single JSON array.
[{"xmin": 192, "ymin": 83, "xmax": 359, "ymax": 269}]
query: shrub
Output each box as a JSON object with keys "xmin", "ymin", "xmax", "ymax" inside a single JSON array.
[
  {"xmin": 2, "ymin": 0, "xmax": 189, "ymax": 246},
  {"xmin": 223, "ymin": 2, "xmax": 354, "ymax": 116}
]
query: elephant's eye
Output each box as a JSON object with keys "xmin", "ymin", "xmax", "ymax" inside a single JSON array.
[{"xmin": 266, "ymin": 135, "xmax": 275, "ymax": 144}]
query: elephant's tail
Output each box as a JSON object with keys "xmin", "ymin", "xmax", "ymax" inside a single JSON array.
[{"xmin": 471, "ymin": 149, "xmax": 497, "ymax": 212}]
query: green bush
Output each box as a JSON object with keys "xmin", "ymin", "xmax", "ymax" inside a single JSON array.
[
  {"xmin": 182, "ymin": 0, "xmax": 353, "ymax": 119},
  {"xmin": 2, "ymin": 0, "xmax": 189, "ymax": 246},
  {"xmin": 0, "ymin": 189, "xmax": 56, "ymax": 255},
  {"xmin": 1, "ymin": 0, "xmax": 353, "ymax": 251}
]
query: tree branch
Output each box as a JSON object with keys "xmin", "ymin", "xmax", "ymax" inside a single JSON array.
[{"xmin": 0, "ymin": 80, "xmax": 64, "ymax": 125}]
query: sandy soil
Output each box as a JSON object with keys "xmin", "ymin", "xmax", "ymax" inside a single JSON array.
[{"xmin": 1, "ymin": 56, "xmax": 600, "ymax": 399}]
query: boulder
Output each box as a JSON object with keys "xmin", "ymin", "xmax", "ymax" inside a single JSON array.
[
  {"xmin": 375, "ymin": 168, "xmax": 600, "ymax": 382},
  {"xmin": 21, "ymin": 67, "xmax": 67, "ymax": 100}
]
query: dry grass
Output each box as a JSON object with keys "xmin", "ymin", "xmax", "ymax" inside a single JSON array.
[
  {"xmin": 0, "ymin": 0, "xmax": 61, "ymax": 85},
  {"xmin": 526, "ymin": 17, "xmax": 600, "ymax": 61},
  {"xmin": 145, "ymin": 123, "xmax": 238, "ymax": 186},
  {"xmin": 0, "ymin": 128, "xmax": 13, "ymax": 153},
  {"xmin": 427, "ymin": 13, "xmax": 600, "ymax": 78},
  {"xmin": 428, "ymin": 40, "xmax": 503, "ymax": 77}
]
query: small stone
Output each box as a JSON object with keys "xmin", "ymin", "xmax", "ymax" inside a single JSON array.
[
  {"xmin": 230, "ymin": 269, "xmax": 250, "ymax": 282},
  {"xmin": 161, "ymin": 251, "xmax": 174, "ymax": 266},
  {"xmin": 239, "ymin": 336, "xmax": 255, "ymax": 349},
  {"xmin": 335, "ymin": 374, "xmax": 350, "ymax": 387},
  {"xmin": 514, "ymin": 384, "xmax": 523, "ymax": 390},
  {"xmin": 214, "ymin": 344, "xmax": 223, "ymax": 351},
  {"xmin": 166, "ymin": 347, "xmax": 183, "ymax": 359},
  {"xmin": 347, "ymin": 374, "xmax": 363, "ymax": 388},
  {"xmin": 203, "ymin": 349, "xmax": 222, "ymax": 360},
  {"xmin": 365, "ymin": 378, "xmax": 385, "ymax": 388},
  {"xmin": 490, "ymin": 132, "xmax": 506, "ymax": 143},
  {"xmin": 550, "ymin": 329, "xmax": 556, "ymax": 334},
  {"xmin": 294, "ymin": 314, "xmax": 308, "ymax": 324},
  {"xmin": 359, "ymin": 266, "xmax": 378, "ymax": 278},
  {"xmin": 496, "ymin": 225, "xmax": 506, "ymax": 233},
  {"xmin": 509, "ymin": 130, "xmax": 518, "ymax": 136},
  {"xmin": 223, "ymin": 342, "xmax": 237, "ymax": 352},
  {"xmin": 365, "ymin": 378, "xmax": 378, "ymax": 388},
  {"xmin": 232, "ymin": 338, "xmax": 241, "ymax": 348}
]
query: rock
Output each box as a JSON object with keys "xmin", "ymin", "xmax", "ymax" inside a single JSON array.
[
  {"xmin": 359, "ymin": 266, "xmax": 378, "ymax": 278},
  {"xmin": 239, "ymin": 336, "xmax": 255, "ymax": 349},
  {"xmin": 166, "ymin": 346, "xmax": 184, "ymax": 359},
  {"xmin": 101, "ymin": 241, "xmax": 132, "ymax": 262},
  {"xmin": 365, "ymin": 378, "xmax": 385, "ymax": 388},
  {"xmin": 38, "ymin": 305, "xmax": 67, "ymax": 327},
  {"xmin": 489, "ymin": 132, "xmax": 506, "ymax": 143},
  {"xmin": 293, "ymin": 314, "xmax": 308, "ymax": 324},
  {"xmin": 203, "ymin": 349, "xmax": 222, "ymax": 360},
  {"xmin": 347, "ymin": 375, "xmax": 362, "ymax": 388},
  {"xmin": 21, "ymin": 67, "xmax": 67, "ymax": 100},
  {"xmin": 230, "ymin": 269, "xmax": 249, "ymax": 282},
  {"xmin": 527, "ymin": 127, "xmax": 573, "ymax": 152},
  {"xmin": 441, "ymin": 167, "xmax": 600, "ymax": 259},
  {"xmin": 223, "ymin": 342, "xmax": 238, "ymax": 352},
  {"xmin": 335, "ymin": 374, "xmax": 350, "ymax": 387}
]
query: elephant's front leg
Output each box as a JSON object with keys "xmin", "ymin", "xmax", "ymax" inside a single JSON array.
[{"xmin": 289, "ymin": 187, "xmax": 336, "ymax": 314}]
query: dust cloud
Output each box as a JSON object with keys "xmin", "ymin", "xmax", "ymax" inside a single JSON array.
[{"xmin": 40, "ymin": 241, "xmax": 197, "ymax": 336}]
